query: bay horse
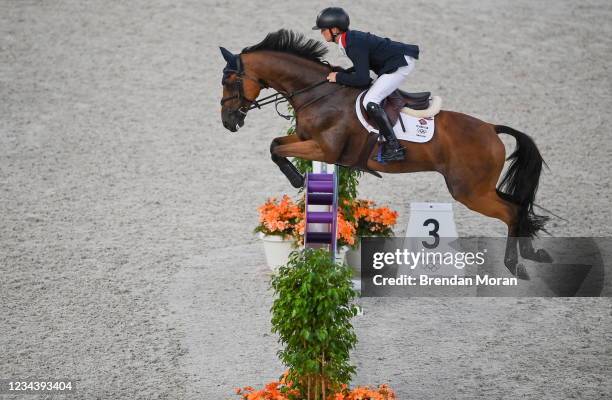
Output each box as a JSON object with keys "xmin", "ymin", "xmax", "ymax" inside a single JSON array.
[{"xmin": 219, "ymin": 29, "xmax": 551, "ymax": 279}]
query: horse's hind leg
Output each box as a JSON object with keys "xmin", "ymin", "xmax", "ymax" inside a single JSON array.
[
  {"xmin": 519, "ymin": 236, "xmax": 553, "ymax": 263},
  {"xmin": 270, "ymin": 135, "xmax": 304, "ymax": 188},
  {"xmin": 457, "ymin": 190, "xmax": 530, "ymax": 280},
  {"xmin": 497, "ymin": 195, "xmax": 552, "ymax": 263}
]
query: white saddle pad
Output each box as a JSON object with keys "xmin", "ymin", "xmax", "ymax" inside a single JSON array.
[{"xmin": 355, "ymin": 91, "xmax": 435, "ymax": 143}]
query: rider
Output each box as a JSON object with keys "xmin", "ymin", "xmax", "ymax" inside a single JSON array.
[{"xmin": 313, "ymin": 7, "xmax": 419, "ymax": 162}]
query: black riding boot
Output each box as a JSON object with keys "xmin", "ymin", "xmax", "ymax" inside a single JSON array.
[{"xmin": 366, "ymin": 102, "xmax": 405, "ymax": 162}]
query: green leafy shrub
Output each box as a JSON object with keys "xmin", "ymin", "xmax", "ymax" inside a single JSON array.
[{"xmin": 270, "ymin": 249, "xmax": 359, "ymax": 399}]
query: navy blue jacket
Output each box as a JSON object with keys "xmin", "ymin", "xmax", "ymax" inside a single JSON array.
[{"xmin": 336, "ymin": 30, "xmax": 419, "ymax": 87}]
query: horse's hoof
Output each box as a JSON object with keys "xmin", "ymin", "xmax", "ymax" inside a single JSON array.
[
  {"xmin": 519, "ymin": 244, "xmax": 553, "ymax": 263},
  {"xmin": 515, "ymin": 263, "xmax": 530, "ymax": 280},
  {"xmin": 535, "ymin": 249, "xmax": 553, "ymax": 263},
  {"xmin": 505, "ymin": 257, "xmax": 530, "ymax": 280}
]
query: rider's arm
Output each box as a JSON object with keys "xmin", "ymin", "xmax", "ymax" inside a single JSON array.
[
  {"xmin": 335, "ymin": 46, "xmax": 371, "ymax": 87},
  {"xmin": 331, "ymin": 65, "xmax": 353, "ymax": 73}
]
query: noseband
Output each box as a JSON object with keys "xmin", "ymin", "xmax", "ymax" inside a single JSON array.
[{"xmin": 220, "ymin": 55, "xmax": 332, "ymax": 120}]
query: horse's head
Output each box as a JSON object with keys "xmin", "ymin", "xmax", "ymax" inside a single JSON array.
[{"xmin": 219, "ymin": 47, "xmax": 264, "ymax": 132}]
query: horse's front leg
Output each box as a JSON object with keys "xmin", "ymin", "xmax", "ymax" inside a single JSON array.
[
  {"xmin": 271, "ymin": 138, "xmax": 331, "ymax": 188},
  {"xmin": 273, "ymin": 139, "xmax": 328, "ymax": 160},
  {"xmin": 270, "ymin": 135, "xmax": 307, "ymax": 188}
]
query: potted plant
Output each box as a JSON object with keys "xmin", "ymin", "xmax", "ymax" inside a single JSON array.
[
  {"xmin": 271, "ymin": 249, "xmax": 358, "ymax": 399},
  {"xmin": 234, "ymin": 248, "xmax": 396, "ymax": 399},
  {"xmin": 255, "ymin": 195, "xmax": 302, "ymax": 271},
  {"xmin": 344, "ymin": 199, "xmax": 399, "ymax": 276}
]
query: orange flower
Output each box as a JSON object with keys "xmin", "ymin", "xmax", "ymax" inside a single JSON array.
[
  {"xmin": 233, "ymin": 378, "xmax": 395, "ymax": 400},
  {"xmin": 295, "ymin": 219, "xmax": 305, "ymax": 235},
  {"xmin": 294, "ymin": 219, "xmax": 306, "ymax": 245},
  {"xmin": 344, "ymin": 199, "xmax": 398, "ymax": 238},
  {"xmin": 337, "ymin": 212, "xmax": 356, "ymax": 246},
  {"xmin": 257, "ymin": 196, "xmax": 397, "ymax": 246},
  {"xmin": 346, "ymin": 386, "xmax": 388, "ymax": 400},
  {"xmin": 255, "ymin": 195, "xmax": 302, "ymax": 238}
]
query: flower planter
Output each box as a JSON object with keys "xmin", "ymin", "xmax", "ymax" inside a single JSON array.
[
  {"xmin": 335, "ymin": 245, "xmax": 349, "ymax": 265},
  {"xmin": 345, "ymin": 239, "xmax": 361, "ymax": 277},
  {"xmin": 259, "ymin": 233, "xmax": 295, "ymax": 272}
]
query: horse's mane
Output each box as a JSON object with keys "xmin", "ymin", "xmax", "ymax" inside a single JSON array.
[{"xmin": 242, "ymin": 29, "xmax": 328, "ymax": 64}]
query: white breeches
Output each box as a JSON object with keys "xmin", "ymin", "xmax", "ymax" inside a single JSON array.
[{"xmin": 363, "ymin": 55, "xmax": 416, "ymax": 107}]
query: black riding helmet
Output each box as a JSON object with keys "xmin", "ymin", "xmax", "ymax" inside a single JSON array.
[{"xmin": 312, "ymin": 7, "xmax": 350, "ymax": 32}]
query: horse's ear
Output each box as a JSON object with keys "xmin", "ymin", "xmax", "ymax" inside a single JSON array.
[{"xmin": 219, "ymin": 47, "xmax": 236, "ymax": 64}]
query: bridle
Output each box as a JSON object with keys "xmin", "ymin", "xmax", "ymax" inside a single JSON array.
[
  {"xmin": 220, "ymin": 54, "xmax": 337, "ymax": 120},
  {"xmin": 220, "ymin": 56, "xmax": 268, "ymax": 113}
]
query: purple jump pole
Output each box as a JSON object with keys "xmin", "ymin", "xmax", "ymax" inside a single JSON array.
[{"xmin": 304, "ymin": 169, "xmax": 339, "ymax": 262}]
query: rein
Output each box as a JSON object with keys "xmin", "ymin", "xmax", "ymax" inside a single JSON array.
[{"xmin": 220, "ymin": 55, "xmax": 338, "ymax": 120}]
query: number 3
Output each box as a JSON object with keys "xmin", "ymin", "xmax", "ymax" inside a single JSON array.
[{"xmin": 422, "ymin": 218, "xmax": 440, "ymax": 249}]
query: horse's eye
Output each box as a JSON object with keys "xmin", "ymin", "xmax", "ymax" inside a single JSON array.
[{"xmin": 222, "ymin": 71, "xmax": 233, "ymax": 86}]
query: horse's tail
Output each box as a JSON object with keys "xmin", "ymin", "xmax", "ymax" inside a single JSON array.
[{"xmin": 494, "ymin": 125, "xmax": 549, "ymax": 237}]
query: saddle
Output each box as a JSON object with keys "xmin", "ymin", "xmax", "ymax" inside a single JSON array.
[{"xmin": 360, "ymin": 89, "xmax": 431, "ymax": 128}]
